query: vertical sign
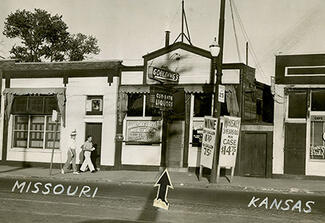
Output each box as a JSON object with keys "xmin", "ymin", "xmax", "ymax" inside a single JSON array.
[
  {"xmin": 218, "ymin": 116, "xmax": 241, "ymax": 167},
  {"xmin": 200, "ymin": 116, "xmax": 218, "ymax": 169},
  {"xmin": 218, "ymin": 84, "xmax": 225, "ymax": 103}
]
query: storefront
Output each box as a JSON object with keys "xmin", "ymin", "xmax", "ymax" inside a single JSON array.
[
  {"xmin": 0, "ymin": 60, "xmax": 121, "ymax": 168},
  {"xmin": 273, "ymin": 54, "xmax": 325, "ymax": 177},
  {"xmin": 117, "ymin": 40, "xmax": 272, "ymax": 171}
]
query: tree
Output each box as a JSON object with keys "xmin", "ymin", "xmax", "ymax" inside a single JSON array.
[{"xmin": 3, "ymin": 9, "xmax": 100, "ymax": 62}]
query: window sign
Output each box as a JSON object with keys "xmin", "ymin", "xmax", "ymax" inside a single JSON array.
[
  {"xmin": 125, "ymin": 120, "xmax": 162, "ymax": 144},
  {"xmin": 310, "ymin": 115, "xmax": 325, "ymax": 160},
  {"xmin": 192, "ymin": 119, "xmax": 204, "ymax": 147},
  {"xmin": 86, "ymin": 96, "xmax": 103, "ymax": 115}
]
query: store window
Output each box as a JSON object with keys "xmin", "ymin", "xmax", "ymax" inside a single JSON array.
[
  {"xmin": 11, "ymin": 95, "xmax": 60, "ymax": 149},
  {"xmin": 310, "ymin": 116, "xmax": 325, "ymax": 160},
  {"xmin": 311, "ymin": 90, "xmax": 325, "ymax": 111},
  {"xmin": 287, "ymin": 91, "xmax": 307, "ymax": 119},
  {"xmin": 127, "ymin": 93, "xmax": 160, "ymax": 117},
  {"xmin": 194, "ymin": 94, "xmax": 212, "ymax": 117},
  {"xmin": 13, "ymin": 115, "xmax": 61, "ymax": 149},
  {"xmin": 86, "ymin": 96, "xmax": 103, "ymax": 115}
]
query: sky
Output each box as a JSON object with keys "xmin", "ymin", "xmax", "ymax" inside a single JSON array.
[{"xmin": 0, "ymin": 0, "xmax": 325, "ymax": 84}]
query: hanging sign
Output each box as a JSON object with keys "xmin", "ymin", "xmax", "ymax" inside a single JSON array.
[
  {"xmin": 149, "ymin": 86, "xmax": 174, "ymax": 111},
  {"xmin": 148, "ymin": 66, "xmax": 179, "ymax": 83},
  {"xmin": 218, "ymin": 116, "xmax": 241, "ymax": 167},
  {"xmin": 200, "ymin": 116, "xmax": 218, "ymax": 169}
]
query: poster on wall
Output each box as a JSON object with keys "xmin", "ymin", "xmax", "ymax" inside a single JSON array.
[
  {"xmin": 218, "ymin": 116, "xmax": 241, "ymax": 168},
  {"xmin": 192, "ymin": 119, "xmax": 204, "ymax": 147},
  {"xmin": 125, "ymin": 120, "xmax": 162, "ymax": 144},
  {"xmin": 200, "ymin": 116, "xmax": 218, "ymax": 169}
]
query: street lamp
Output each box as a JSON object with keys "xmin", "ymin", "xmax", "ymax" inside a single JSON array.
[
  {"xmin": 209, "ymin": 37, "xmax": 220, "ymax": 57},
  {"xmin": 209, "ymin": 0, "xmax": 226, "ymax": 184}
]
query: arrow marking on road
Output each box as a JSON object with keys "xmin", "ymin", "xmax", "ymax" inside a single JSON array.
[{"xmin": 153, "ymin": 168, "xmax": 174, "ymax": 210}]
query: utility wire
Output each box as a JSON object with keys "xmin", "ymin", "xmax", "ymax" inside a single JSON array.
[
  {"xmin": 229, "ymin": 0, "xmax": 242, "ymax": 62},
  {"xmin": 231, "ymin": 0, "xmax": 269, "ymax": 82}
]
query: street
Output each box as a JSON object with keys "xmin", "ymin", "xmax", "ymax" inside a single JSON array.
[{"xmin": 0, "ymin": 177, "xmax": 324, "ymax": 223}]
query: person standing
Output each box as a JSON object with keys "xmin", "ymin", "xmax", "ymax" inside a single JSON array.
[
  {"xmin": 61, "ymin": 130, "xmax": 79, "ymax": 174},
  {"xmin": 80, "ymin": 135, "xmax": 96, "ymax": 173}
]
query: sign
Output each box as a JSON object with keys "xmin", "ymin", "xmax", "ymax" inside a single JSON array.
[
  {"xmin": 218, "ymin": 85, "xmax": 225, "ymax": 103},
  {"xmin": 125, "ymin": 120, "xmax": 161, "ymax": 144},
  {"xmin": 153, "ymin": 169, "xmax": 174, "ymax": 210},
  {"xmin": 218, "ymin": 116, "xmax": 241, "ymax": 167},
  {"xmin": 200, "ymin": 116, "xmax": 218, "ymax": 169},
  {"xmin": 311, "ymin": 115, "xmax": 325, "ymax": 122},
  {"xmin": 149, "ymin": 86, "xmax": 174, "ymax": 110},
  {"xmin": 51, "ymin": 110, "xmax": 58, "ymax": 122},
  {"xmin": 310, "ymin": 145, "xmax": 325, "ymax": 159},
  {"xmin": 148, "ymin": 66, "xmax": 179, "ymax": 83}
]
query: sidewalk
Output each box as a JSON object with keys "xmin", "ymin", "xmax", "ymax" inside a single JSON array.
[{"xmin": 0, "ymin": 165, "xmax": 324, "ymax": 195}]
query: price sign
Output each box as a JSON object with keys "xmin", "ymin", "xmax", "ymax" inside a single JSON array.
[
  {"xmin": 200, "ymin": 116, "xmax": 218, "ymax": 169},
  {"xmin": 218, "ymin": 116, "xmax": 241, "ymax": 168},
  {"xmin": 218, "ymin": 84, "xmax": 225, "ymax": 103}
]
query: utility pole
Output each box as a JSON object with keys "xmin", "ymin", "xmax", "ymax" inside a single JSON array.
[{"xmin": 210, "ymin": 0, "xmax": 226, "ymax": 184}]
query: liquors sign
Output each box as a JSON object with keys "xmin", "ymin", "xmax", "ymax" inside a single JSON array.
[{"xmin": 149, "ymin": 86, "xmax": 174, "ymax": 110}]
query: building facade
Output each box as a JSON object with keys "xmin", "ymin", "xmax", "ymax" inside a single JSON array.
[
  {"xmin": 0, "ymin": 60, "xmax": 121, "ymax": 168},
  {"xmin": 273, "ymin": 54, "xmax": 325, "ymax": 177}
]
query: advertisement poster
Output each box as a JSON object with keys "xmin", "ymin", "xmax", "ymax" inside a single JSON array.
[
  {"xmin": 200, "ymin": 116, "xmax": 218, "ymax": 169},
  {"xmin": 218, "ymin": 116, "xmax": 241, "ymax": 168},
  {"xmin": 125, "ymin": 120, "xmax": 162, "ymax": 144}
]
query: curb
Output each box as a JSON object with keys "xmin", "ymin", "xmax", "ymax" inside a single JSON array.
[{"xmin": 1, "ymin": 174, "xmax": 324, "ymax": 196}]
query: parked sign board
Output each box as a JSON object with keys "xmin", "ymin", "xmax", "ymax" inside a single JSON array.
[
  {"xmin": 200, "ymin": 116, "xmax": 218, "ymax": 169},
  {"xmin": 218, "ymin": 116, "xmax": 241, "ymax": 168},
  {"xmin": 148, "ymin": 66, "xmax": 179, "ymax": 83}
]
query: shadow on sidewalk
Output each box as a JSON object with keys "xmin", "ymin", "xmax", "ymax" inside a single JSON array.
[{"xmin": 0, "ymin": 165, "xmax": 32, "ymax": 174}]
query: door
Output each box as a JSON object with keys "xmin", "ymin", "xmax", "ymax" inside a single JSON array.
[
  {"xmin": 166, "ymin": 120, "xmax": 185, "ymax": 168},
  {"xmin": 284, "ymin": 123, "xmax": 306, "ymax": 175},
  {"xmin": 241, "ymin": 132, "xmax": 267, "ymax": 177},
  {"xmin": 85, "ymin": 123, "xmax": 102, "ymax": 169}
]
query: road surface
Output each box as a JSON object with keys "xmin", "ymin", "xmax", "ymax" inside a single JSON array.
[{"xmin": 0, "ymin": 177, "xmax": 324, "ymax": 223}]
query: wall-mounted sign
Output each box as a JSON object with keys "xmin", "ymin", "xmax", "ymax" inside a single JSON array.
[
  {"xmin": 148, "ymin": 66, "xmax": 179, "ymax": 83},
  {"xmin": 200, "ymin": 116, "xmax": 218, "ymax": 169},
  {"xmin": 149, "ymin": 86, "xmax": 174, "ymax": 111},
  {"xmin": 125, "ymin": 120, "xmax": 162, "ymax": 144},
  {"xmin": 311, "ymin": 115, "xmax": 325, "ymax": 122},
  {"xmin": 218, "ymin": 116, "xmax": 241, "ymax": 168},
  {"xmin": 218, "ymin": 85, "xmax": 225, "ymax": 103}
]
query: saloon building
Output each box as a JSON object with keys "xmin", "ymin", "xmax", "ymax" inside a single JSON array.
[
  {"xmin": 273, "ymin": 53, "xmax": 325, "ymax": 177},
  {"xmin": 0, "ymin": 36, "xmax": 273, "ymax": 176}
]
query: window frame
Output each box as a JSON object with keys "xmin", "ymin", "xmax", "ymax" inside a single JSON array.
[
  {"xmin": 126, "ymin": 93, "xmax": 161, "ymax": 118},
  {"xmin": 285, "ymin": 90, "xmax": 307, "ymax": 123},
  {"xmin": 12, "ymin": 114, "xmax": 61, "ymax": 150}
]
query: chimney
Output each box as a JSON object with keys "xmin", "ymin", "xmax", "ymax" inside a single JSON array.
[{"xmin": 165, "ymin": 31, "xmax": 170, "ymax": 47}]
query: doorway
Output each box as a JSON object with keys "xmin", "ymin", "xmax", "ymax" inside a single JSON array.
[{"xmin": 85, "ymin": 123, "xmax": 102, "ymax": 169}]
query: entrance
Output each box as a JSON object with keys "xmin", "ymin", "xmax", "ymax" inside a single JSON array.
[
  {"xmin": 284, "ymin": 123, "xmax": 306, "ymax": 175},
  {"xmin": 166, "ymin": 121, "xmax": 185, "ymax": 168},
  {"xmin": 85, "ymin": 123, "xmax": 102, "ymax": 169}
]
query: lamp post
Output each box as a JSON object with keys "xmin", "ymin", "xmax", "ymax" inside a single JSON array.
[{"xmin": 210, "ymin": 0, "xmax": 226, "ymax": 184}]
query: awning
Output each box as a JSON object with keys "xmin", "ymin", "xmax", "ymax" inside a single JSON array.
[
  {"xmin": 119, "ymin": 85, "xmax": 150, "ymax": 93},
  {"xmin": 3, "ymin": 88, "xmax": 66, "ymax": 127}
]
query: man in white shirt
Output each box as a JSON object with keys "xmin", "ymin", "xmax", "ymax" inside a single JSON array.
[{"xmin": 62, "ymin": 130, "xmax": 79, "ymax": 174}]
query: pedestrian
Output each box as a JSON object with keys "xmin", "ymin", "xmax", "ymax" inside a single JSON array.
[
  {"xmin": 80, "ymin": 135, "xmax": 96, "ymax": 173},
  {"xmin": 61, "ymin": 130, "xmax": 79, "ymax": 174}
]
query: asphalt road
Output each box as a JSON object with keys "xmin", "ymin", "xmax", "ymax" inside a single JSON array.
[{"xmin": 0, "ymin": 177, "xmax": 324, "ymax": 223}]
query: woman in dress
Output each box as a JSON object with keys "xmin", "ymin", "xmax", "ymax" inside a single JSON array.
[{"xmin": 80, "ymin": 135, "xmax": 96, "ymax": 173}]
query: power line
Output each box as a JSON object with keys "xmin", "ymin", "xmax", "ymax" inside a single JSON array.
[{"xmin": 229, "ymin": 0, "xmax": 242, "ymax": 62}]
